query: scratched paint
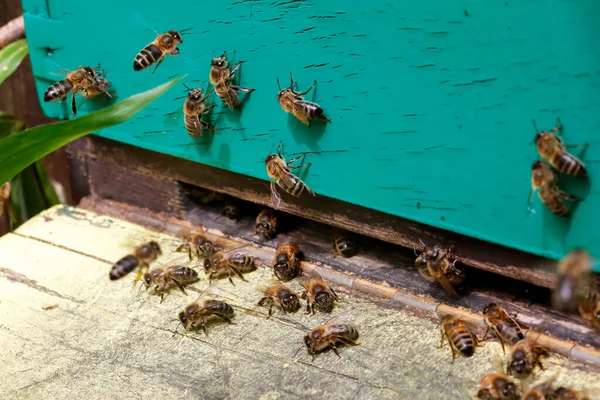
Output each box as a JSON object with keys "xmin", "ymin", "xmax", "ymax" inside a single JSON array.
[{"xmin": 21, "ymin": 0, "xmax": 600, "ymax": 270}]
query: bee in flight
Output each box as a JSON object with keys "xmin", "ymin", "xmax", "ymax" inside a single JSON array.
[
  {"xmin": 109, "ymin": 241, "xmax": 162, "ymax": 281},
  {"xmin": 265, "ymin": 141, "xmax": 315, "ymax": 209},
  {"xmin": 529, "ymin": 160, "xmax": 581, "ymax": 217},
  {"xmin": 133, "ymin": 28, "xmax": 192, "ymax": 73},
  {"xmin": 277, "ymin": 72, "xmax": 331, "ymax": 127},
  {"xmin": 533, "ymin": 118, "xmax": 587, "ymax": 177},
  {"xmin": 209, "ymin": 50, "xmax": 255, "ymax": 109},
  {"xmin": 43, "ymin": 65, "xmax": 98, "ymax": 116},
  {"xmin": 180, "ymin": 85, "xmax": 216, "ymax": 139},
  {"xmin": 552, "ymin": 249, "xmax": 592, "ymax": 312}
]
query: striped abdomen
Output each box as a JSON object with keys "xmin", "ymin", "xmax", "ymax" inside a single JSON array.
[
  {"xmin": 44, "ymin": 79, "xmax": 74, "ymax": 102},
  {"xmin": 297, "ymin": 100, "xmax": 325, "ymax": 119},
  {"xmin": 446, "ymin": 323, "xmax": 475, "ymax": 357},
  {"xmin": 171, "ymin": 266, "xmax": 198, "ymax": 282},
  {"xmin": 277, "ymin": 173, "xmax": 309, "ymax": 197},
  {"xmin": 109, "ymin": 255, "xmax": 140, "ymax": 280},
  {"xmin": 206, "ymin": 299, "xmax": 234, "ymax": 318},
  {"xmin": 497, "ymin": 320, "xmax": 525, "ymax": 346},
  {"xmin": 184, "ymin": 114, "xmax": 203, "ymax": 138},
  {"xmin": 133, "ymin": 43, "xmax": 164, "ymax": 71},
  {"xmin": 551, "ymin": 151, "xmax": 586, "ymax": 177},
  {"xmin": 229, "ymin": 256, "xmax": 256, "ymax": 273},
  {"xmin": 216, "ymin": 84, "xmax": 240, "ymax": 109},
  {"xmin": 539, "ymin": 187, "xmax": 569, "ymax": 216}
]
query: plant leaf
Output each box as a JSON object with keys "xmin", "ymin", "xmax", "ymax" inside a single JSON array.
[
  {"xmin": 0, "ymin": 39, "xmax": 28, "ymax": 85},
  {"xmin": 10, "ymin": 161, "xmax": 59, "ymax": 228},
  {"xmin": 0, "ymin": 111, "xmax": 24, "ymax": 140},
  {"xmin": 0, "ymin": 76, "xmax": 183, "ymax": 185}
]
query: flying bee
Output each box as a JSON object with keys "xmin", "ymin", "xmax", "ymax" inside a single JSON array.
[
  {"xmin": 439, "ymin": 316, "xmax": 479, "ymax": 362},
  {"xmin": 265, "ymin": 141, "xmax": 315, "ymax": 209},
  {"xmin": 133, "ymin": 29, "xmax": 191, "ymax": 73},
  {"xmin": 300, "ymin": 273, "xmax": 339, "ymax": 314},
  {"xmin": 482, "ymin": 303, "xmax": 526, "ymax": 353},
  {"xmin": 84, "ymin": 77, "xmax": 113, "ymax": 100},
  {"xmin": 178, "ymin": 299, "xmax": 235, "ymax": 335},
  {"xmin": 530, "ymin": 160, "xmax": 581, "ymax": 217},
  {"xmin": 109, "ymin": 241, "xmax": 162, "ymax": 281},
  {"xmin": 332, "ymin": 228, "xmax": 359, "ymax": 258},
  {"xmin": 277, "ymin": 71, "xmax": 331, "ymax": 127},
  {"xmin": 204, "ymin": 251, "xmax": 255, "ymax": 285},
  {"xmin": 533, "ymin": 118, "xmax": 587, "ymax": 177},
  {"xmin": 414, "ymin": 241, "xmax": 464, "ymax": 296},
  {"xmin": 181, "ymin": 85, "xmax": 216, "ymax": 139},
  {"xmin": 257, "ymin": 282, "xmax": 301, "ymax": 317},
  {"xmin": 43, "ymin": 66, "xmax": 98, "ymax": 116},
  {"xmin": 209, "ymin": 51, "xmax": 254, "ymax": 109},
  {"xmin": 552, "ymin": 249, "xmax": 592, "ymax": 312},
  {"xmin": 476, "ymin": 373, "xmax": 520, "ymax": 400},
  {"xmin": 143, "ymin": 264, "xmax": 198, "ymax": 303},
  {"xmin": 273, "ymin": 237, "xmax": 302, "ymax": 281},
  {"xmin": 506, "ymin": 339, "xmax": 547, "ymax": 378},
  {"xmin": 255, "ymin": 208, "xmax": 278, "ymax": 240},
  {"xmin": 552, "ymin": 387, "xmax": 591, "ymax": 400},
  {"xmin": 304, "ymin": 324, "xmax": 359, "ymax": 360},
  {"xmin": 176, "ymin": 232, "xmax": 217, "ymax": 261},
  {"xmin": 578, "ymin": 291, "xmax": 600, "ymax": 332}
]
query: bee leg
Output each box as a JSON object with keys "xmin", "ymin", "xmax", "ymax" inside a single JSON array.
[
  {"xmin": 160, "ymin": 291, "xmax": 165, "ymax": 303},
  {"xmin": 230, "ymin": 85, "xmax": 255, "ymax": 93},
  {"xmin": 297, "ymin": 80, "xmax": 317, "ymax": 96},
  {"xmin": 200, "ymin": 120, "xmax": 216, "ymax": 132},
  {"xmin": 330, "ymin": 287, "xmax": 339, "ymax": 301},
  {"xmin": 494, "ymin": 329, "xmax": 506, "ymax": 354},
  {"xmin": 560, "ymin": 191, "xmax": 582, "ymax": 201},
  {"xmin": 171, "ymin": 278, "xmax": 187, "ymax": 295},
  {"xmin": 287, "ymin": 152, "xmax": 306, "ymax": 165},
  {"xmin": 331, "ymin": 345, "xmax": 341, "ymax": 358},
  {"xmin": 201, "ymin": 321, "xmax": 208, "ymax": 336},
  {"xmin": 289, "ymin": 161, "xmax": 312, "ymax": 169},
  {"xmin": 473, "ymin": 334, "xmax": 481, "ymax": 347},
  {"xmin": 151, "ymin": 57, "xmax": 165, "ymax": 75},
  {"xmin": 450, "ymin": 345, "xmax": 456, "ymax": 363},
  {"xmin": 482, "ymin": 327, "xmax": 490, "ymax": 341},
  {"xmin": 267, "ymin": 305, "xmax": 274, "ymax": 319},
  {"xmin": 439, "ymin": 331, "xmax": 446, "ymax": 349},
  {"xmin": 202, "ymin": 104, "xmax": 217, "ymax": 114},
  {"xmin": 213, "ymin": 312, "xmax": 235, "ymax": 325},
  {"xmin": 230, "ymin": 265, "xmax": 248, "ymax": 282}
]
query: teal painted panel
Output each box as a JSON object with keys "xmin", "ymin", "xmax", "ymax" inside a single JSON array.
[{"xmin": 22, "ymin": 0, "xmax": 600, "ymax": 271}]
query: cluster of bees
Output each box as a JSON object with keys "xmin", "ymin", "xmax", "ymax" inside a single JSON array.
[{"xmin": 108, "ymin": 204, "xmax": 360, "ymax": 360}]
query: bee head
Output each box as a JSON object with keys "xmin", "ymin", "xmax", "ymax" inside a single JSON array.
[
  {"xmin": 149, "ymin": 241, "xmax": 162, "ymax": 255},
  {"xmin": 532, "ymin": 160, "xmax": 544, "ymax": 171},
  {"xmin": 143, "ymin": 273, "xmax": 153, "ymax": 287},
  {"xmin": 315, "ymin": 292, "xmax": 334, "ymax": 311},
  {"xmin": 501, "ymin": 381, "xmax": 517, "ymax": 398},
  {"xmin": 188, "ymin": 88, "xmax": 203, "ymax": 101},
  {"xmin": 265, "ymin": 153, "xmax": 278, "ymax": 164},
  {"xmin": 212, "ymin": 56, "xmax": 227, "ymax": 68},
  {"xmin": 483, "ymin": 303, "xmax": 497, "ymax": 316},
  {"xmin": 178, "ymin": 311, "xmax": 189, "ymax": 328},
  {"xmin": 169, "ymin": 30, "xmax": 182, "ymax": 44},
  {"xmin": 282, "ymin": 293, "xmax": 300, "ymax": 312},
  {"xmin": 303, "ymin": 335, "xmax": 313, "ymax": 351},
  {"xmin": 509, "ymin": 355, "xmax": 527, "ymax": 375}
]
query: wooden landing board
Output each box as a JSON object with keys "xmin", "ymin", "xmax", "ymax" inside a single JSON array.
[{"xmin": 1, "ymin": 206, "xmax": 598, "ymax": 399}]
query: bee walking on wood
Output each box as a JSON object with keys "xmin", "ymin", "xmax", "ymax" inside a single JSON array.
[
  {"xmin": 482, "ymin": 303, "xmax": 526, "ymax": 353},
  {"xmin": 529, "ymin": 160, "xmax": 581, "ymax": 217},
  {"xmin": 273, "ymin": 236, "xmax": 302, "ymax": 281},
  {"xmin": 265, "ymin": 141, "xmax": 315, "ymax": 210},
  {"xmin": 277, "ymin": 71, "xmax": 331, "ymax": 127},
  {"xmin": 533, "ymin": 118, "xmax": 587, "ymax": 177},
  {"xmin": 209, "ymin": 50, "xmax": 254, "ymax": 109},
  {"xmin": 133, "ymin": 29, "xmax": 191, "ymax": 73},
  {"xmin": 257, "ymin": 282, "xmax": 301, "ymax": 317},
  {"xmin": 414, "ymin": 241, "xmax": 464, "ymax": 296},
  {"xmin": 300, "ymin": 273, "xmax": 339, "ymax": 314},
  {"xmin": 143, "ymin": 264, "xmax": 198, "ymax": 302},
  {"xmin": 43, "ymin": 66, "xmax": 98, "ymax": 116},
  {"xmin": 552, "ymin": 249, "xmax": 592, "ymax": 312},
  {"xmin": 304, "ymin": 324, "xmax": 359, "ymax": 360},
  {"xmin": 177, "ymin": 299, "xmax": 235, "ymax": 335},
  {"xmin": 181, "ymin": 85, "xmax": 216, "ymax": 139},
  {"xmin": 439, "ymin": 316, "xmax": 478, "ymax": 362},
  {"xmin": 332, "ymin": 228, "xmax": 359, "ymax": 258},
  {"xmin": 506, "ymin": 338, "xmax": 547, "ymax": 379},
  {"xmin": 203, "ymin": 250, "xmax": 255, "ymax": 285},
  {"xmin": 176, "ymin": 232, "xmax": 217, "ymax": 261},
  {"xmin": 476, "ymin": 373, "xmax": 520, "ymax": 400},
  {"xmin": 109, "ymin": 241, "xmax": 162, "ymax": 281},
  {"xmin": 255, "ymin": 208, "xmax": 278, "ymax": 240}
]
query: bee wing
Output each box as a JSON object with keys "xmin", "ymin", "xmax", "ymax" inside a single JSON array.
[
  {"xmin": 158, "ymin": 254, "xmax": 194, "ymax": 268},
  {"xmin": 429, "ymin": 262, "xmax": 458, "ymax": 295},
  {"xmin": 270, "ymin": 180, "xmax": 282, "ymax": 210},
  {"xmin": 290, "ymin": 102, "xmax": 311, "ymax": 126},
  {"xmin": 131, "ymin": 11, "xmax": 160, "ymax": 37}
]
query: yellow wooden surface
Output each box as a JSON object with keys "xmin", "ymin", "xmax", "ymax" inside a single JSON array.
[{"xmin": 1, "ymin": 205, "xmax": 599, "ymax": 400}]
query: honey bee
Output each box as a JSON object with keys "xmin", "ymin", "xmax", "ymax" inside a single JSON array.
[
  {"xmin": 84, "ymin": 77, "xmax": 113, "ymax": 100},
  {"xmin": 522, "ymin": 377, "xmax": 556, "ymax": 400},
  {"xmin": 133, "ymin": 29, "xmax": 189, "ymax": 73},
  {"xmin": 534, "ymin": 118, "xmax": 587, "ymax": 177},
  {"xmin": 176, "ymin": 232, "xmax": 217, "ymax": 261},
  {"xmin": 552, "ymin": 249, "xmax": 592, "ymax": 312},
  {"xmin": 482, "ymin": 303, "xmax": 526, "ymax": 353},
  {"xmin": 43, "ymin": 66, "xmax": 98, "ymax": 116},
  {"xmin": 255, "ymin": 208, "xmax": 278, "ymax": 240},
  {"xmin": 551, "ymin": 387, "xmax": 590, "ymax": 400},
  {"xmin": 221, "ymin": 197, "xmax": 244, "ymax": 221},
  {"xmin": 273, "ymin": 237, "xmax": 302, "ymax": 281},
  {"xmin": 303, "ymin": 324, "xmax": 359, "ymax": 360},
  {"xmin": 109, "ymin": 241, "xmax": 162, "ymax": 281},
  {"xmin": 300, "ymin": 273, "xmax": 339, "ymax": 314},
  {"xmin": 277, "ymin": 72, "xmax": 331, "ymax": 127},
  {"xmin": 209, "ymin": 51, "xmax": 255, "ymax": 109},
  {"xmin": 439, "ymin": 316, "xmax": 478, "ymax": 362},
  {"xmin": 414, "ymin": 241, "xmax": 464, "ymax": 295},
  {"xmin": 265, "ymin": 141, "xmax": 315, "ymax": 209},
  {"xmin": 0, "ymin": 182, "xmax": 14, "ymax": 223},
  {"xmin": 257, "ymin": 282, "xmax": 301, "ymax": 317},
  {"xmin": 530, "ymin": 160, "xmax": 581, "ymax": 217},
  {"xmin": 506, "ymin": 339, "xmax": 547, "ymax": 378},
  {"xmin": 178, "ymin": 299, "xmax": 235, "ymax": 335},
  {"xmin": 182, "ymin": 86, "xmax": 216, "ymax": 139},
  {"xmin": 476, "ymin": 373, "xmax": 520, "ymax": 400},
  {"xmin": 203, "ymin": 252, "xmax": 255, "ymax": 285},
  {"xmin": 143, "ymin": 265, "xmax": 198, "ymax": 302},
  {"xmin": 578, "ymin": 291, "xmax": 600, "ymax": 332},
  {"xmin": 332, "ymin": 228, "xmax": 359, "ymax": 258}
]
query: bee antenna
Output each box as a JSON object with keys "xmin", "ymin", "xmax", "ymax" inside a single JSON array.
[
  {"xmin": 413, "ymin": 244, "xmax": 419, "ymax": 257},
  {"xmin": 289, "ymin": 71, "xmax": 294, "ymax": 89},
  {"xmin": 418, "ymin": 239, "xmax": 426, "ymax": 250},
  {"xmin": 276, "ymin": 77, "xmax": 282, "ymax": 91},
  {"xmin": 292, "ymin": 345, "xmax": 305, "ymax": 359},
  {"xmin": 172, "ymin": 322, "xmax": 181, "ymax": 338},
  {"xmin": 269, "ymin": 142, "xmax": 274, "ymax": 154},
  {"xmin": 182, "ymin": 82, "xmax": 191, "ymax": 91},
  {"xmin": 531, "ymin": 119, "xmax": 539, "ymax": 134}
]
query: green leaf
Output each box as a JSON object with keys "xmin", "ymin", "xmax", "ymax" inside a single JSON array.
[
  {"xmin": 0, "ymin": 111, "xmax": 24, "ymax": 140},
  {"xmin": 10, "ymin": 161, "xmax": 59, "ymax": 228},
  {"xmin": 0, "ymin": 39, "xmax": 29, "ymax": 85},
  {"xmin": 0, "ymin": 76, "xmax": 183, "ymax": 185}
]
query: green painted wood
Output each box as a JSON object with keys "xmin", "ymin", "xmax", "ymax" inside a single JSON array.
[{"xmin": 21, "ymin": 0, "xmax": 600, "ymax": 271}]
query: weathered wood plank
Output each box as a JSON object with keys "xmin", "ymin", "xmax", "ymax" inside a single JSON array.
[{"xmin": 2, "ymin": 206, "xmax": 599, "ymax": 399}]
